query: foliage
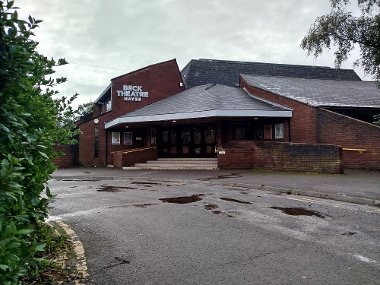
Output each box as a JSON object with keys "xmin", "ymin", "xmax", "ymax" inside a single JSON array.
[
  {"xmin": 374, "ymin": 114, "xmax": 380, "ymax": 125},
  {"xmin": 301, "ymin": 0, "xmax": 380, "ymax": 82},
  {"xmin": 0, "ymin": 1, "xmax": 77, "ymax": 283},
  {"xmin": 75, "ymin": 101, "xmax": 94, "ymax": 121}
]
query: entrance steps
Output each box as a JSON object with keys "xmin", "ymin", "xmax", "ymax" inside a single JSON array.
[{"xmin": 123, "ymin": 158, "xmax": 218, "ymax": 170}]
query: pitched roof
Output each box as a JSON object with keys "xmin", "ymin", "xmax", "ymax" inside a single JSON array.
[
  {"xmin": 182, "ymin": 59, "xmax": 361, "ymax": 88},
  {"xmin": 105, "ymin": 84, "xmax": 292, "ymax": 129},
  {"xmin": 241, "ymin": 74, "xmax": 380, "ymax": 108}
]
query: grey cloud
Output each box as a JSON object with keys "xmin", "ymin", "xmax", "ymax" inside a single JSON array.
[{"xmin": 17, "ymin": 0, "xmax": 368, "ymax": 107}]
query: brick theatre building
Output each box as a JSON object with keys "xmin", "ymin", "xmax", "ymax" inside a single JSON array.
[{"xmin": 60, "ymin": 58, "xmax": 380, "ymax": 172}]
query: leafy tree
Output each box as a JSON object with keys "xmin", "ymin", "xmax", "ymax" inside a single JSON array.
[
  {"xmin": 75, "ymin": 101, "xmax": 94, "ymax": 121},
  {"xmin": 301, "ymin": 0, "xmax": 380, "ymax": 82},
  {"xmin": 0, "ymin": 1, "xmax": 77, "ymax": 283}
]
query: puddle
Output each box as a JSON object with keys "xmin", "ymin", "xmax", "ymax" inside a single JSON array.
[
  {"xmin": 204, "ymin": 204, "xmax": 218, "ymax": 210},
  {"xmin": 159, "ymin": 194, "xmax": 204, "ymax": 204},
  {"xmin": 270, "ymin": 207, "xmax": 325, "ymax": 218},
  {"xmin": 97, "ymin": 185, "xmax": 136, "ymax": 192},
  {"xmin": 198, "ymin": 173, "xmax": 242, "ymax": 181},
  {"xmin": 220, "ymin": 197, "xmax": 252, "ymax": 204},
  {"xmin": 341, "ymin": 231, "xmax": 357, "ymax": 236}
]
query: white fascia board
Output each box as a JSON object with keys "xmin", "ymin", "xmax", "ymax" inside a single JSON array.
[{"xmin": 105, "ymin": 109, "xmax": 292, "ymax": 129}]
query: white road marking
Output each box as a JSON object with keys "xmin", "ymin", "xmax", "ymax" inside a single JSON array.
[{"xmin": 353, "ymin": 254, "xmax": 378, "ymax": 265}]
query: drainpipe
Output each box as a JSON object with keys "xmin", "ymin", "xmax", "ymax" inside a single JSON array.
[{"xmin": 105, "ymin": 129, "xmax": 108, "ymax": 165}]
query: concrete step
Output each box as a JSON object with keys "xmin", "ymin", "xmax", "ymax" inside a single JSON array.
[
  {"xmin": 146, "ymin": 160, "xmax": 217, "ymax": 165},
  {"xmin": 122, "ymin": 157, "xmax": 218, "ymax": 170},
  {"xmin": 135, "ymin": 163, "xmax": 217, "ymax": 168},
  {"xmin": 131, "ymin": 165, "xmax": 218, "ymax": 170},
  {"xmin": 157, "ymin": 158, "xmax": 217, "ymax": 161}
]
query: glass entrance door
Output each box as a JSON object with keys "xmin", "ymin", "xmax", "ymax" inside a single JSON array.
[{"xmin": 158, "ymin": 125, "xmax": 216, "ymax": 158}]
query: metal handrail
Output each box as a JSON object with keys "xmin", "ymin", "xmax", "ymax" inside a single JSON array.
[
  {"xmin": 342, "ymin": 148, "xmax": 367, "ymax": 153},
  {"xmin": 122, "ymin": 146, "xmax": 157, "ymax": 155}
]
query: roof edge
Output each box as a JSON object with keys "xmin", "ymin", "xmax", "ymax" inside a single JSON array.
[{"xmin": 111, "ymin": 58, "xmax": 178, "ymax": 81}]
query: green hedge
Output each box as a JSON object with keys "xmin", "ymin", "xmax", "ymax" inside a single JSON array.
[{"xmin": 0, "ymin": 1, "xmax": 77, "ymax": 284}]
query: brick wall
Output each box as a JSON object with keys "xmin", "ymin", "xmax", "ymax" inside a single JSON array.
[
  {"xmin": 218, "ymin": 140, "xmax": 343, "ymax": 174},
  {"xmin": 317, "ymin": 108, "xmax": 380, "ymax": 170},
  {"xmin": 112, "ymin": 147, "xmax": 157, "ymax": 169},
  {"xmin": 240, "ymin": 77, "xmax": 318, "ymax": 143},
  {"xmin": 54, "ymin": 144, "xmax": 79, "ymax": 168},
  {"xmin": 78, "ymin": 59, "xmax": 184, "ymax": 167}
]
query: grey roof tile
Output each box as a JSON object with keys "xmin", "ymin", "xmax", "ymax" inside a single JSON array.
[
  {"xmin": 122, "ymin": 84, "xmax": 290, "ymax": 118},
  {"xmin": 182, "ymin": 59, "xmax": 362, "ymax": 88},
  {"xmin": 105, "ymin": 84, "xmax": 293, "ymax": 128},
  {"xmin": 242, "ymin": 74, "xmax": 380, "ymax": 108}
]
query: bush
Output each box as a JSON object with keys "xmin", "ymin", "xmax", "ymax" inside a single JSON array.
[{"xmin": 0, "ymin": 1, "xmax": 77, "ymax": 283}]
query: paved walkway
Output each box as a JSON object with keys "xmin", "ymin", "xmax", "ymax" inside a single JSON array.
[{"xmin": 52, "ymin": 168, "xmax": 380, "ymax": 206}]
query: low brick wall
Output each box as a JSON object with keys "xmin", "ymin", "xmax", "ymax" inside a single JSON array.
[
  {"xmin": 54, "ymin": 144, "xmax": 79, "ymax": 168},
  {"xmin": 317, "ymin": 108, "xmax": 380, "ymax": 170},
  {"xmin": 218, "ymin": 140, "xmax": 343, "ymax": 174},
  {"xmin": 113, "ymin": 147, "xmax": 157, "ymax": 169}
]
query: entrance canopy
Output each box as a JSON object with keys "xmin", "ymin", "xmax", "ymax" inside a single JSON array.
[{"xmin": 105, "ymin": 84, "xmax": 292, "ymax": 129}]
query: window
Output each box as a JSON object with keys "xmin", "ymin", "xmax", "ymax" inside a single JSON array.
[
  {"xmin": 112, "ymin": 132, "xmax": 120, "ymax": 145},
  {"xmin": 150, "ymin": 128, "xmax": 156, "ymax": 146},
  {"xmin": 275, "ymin": 123, "xmax": 284, "ymax": 139},
  {"xmin": 205, "ymin": 127, "xmax": 215, "ymax": 144},
  {"xmin": 162, "ymin": 130, "xmax": 169, "ymax": 143},
  {"xmin": 106, "ymin": 99, "xmax": 112, "ymax": 112},
  {"xmin": 235, "ymin": 127, "xmax": 246, "ymax": 139},
  {"xmin": 264, "ymin": 125, "xmax": 273, "ymax": 140},
  {"xmin": 124, "ymin": 132, "xmax": 133, "ymax": 145},
  {"xmin": 94, "ymin": 127, "xmax": 99, "ymax": 158}
]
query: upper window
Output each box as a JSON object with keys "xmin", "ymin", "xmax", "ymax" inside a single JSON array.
[{"xmin": 105, "ymin": 99, "xmax": 112, "ymax": 112}]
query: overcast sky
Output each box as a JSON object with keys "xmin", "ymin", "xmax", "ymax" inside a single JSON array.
[{"xmin": 17, "ymin": 0, "xmax": 368, "ymax": 107}]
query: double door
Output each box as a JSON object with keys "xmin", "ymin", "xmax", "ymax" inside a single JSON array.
[{"xmin": 158, "ymin": 125, "xmax": 216, "ymax": 158}]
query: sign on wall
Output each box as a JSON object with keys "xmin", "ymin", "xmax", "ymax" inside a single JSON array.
[{"xmin": 116, "ymin": 85, "xmax": 149, "ymax": 102}]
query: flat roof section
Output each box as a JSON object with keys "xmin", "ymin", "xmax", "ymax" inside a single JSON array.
[{"xmin": 105, "ymin": 84, "xmax": 292, "ymax": 129}]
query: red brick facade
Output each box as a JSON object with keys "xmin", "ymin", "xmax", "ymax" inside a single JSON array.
[
  {"xmin": 112, "ymin": 147, "xmax": 158, "ymax": 169},
  {"xmin": 54, "ymin": 144, "xmax": 79, "ymax": 168},
  {"xmin": 57, "ymin": 60, "xmax": 378, "ymax": 172},
  {"xmin": 317, "ymin": 109, "xmax": 380, "ymax": 170},
  {"xmin": 218, "ymin": 140, "xmax": 343, "ymax": 174},
  {"xmin": 77, "ymin": 59, "xmax": 184, "ymax": 167},
  {"xmin": 240, "ymin": 76, "xmax": 380, "ymax": 170},
  {"xmin": 241, "ymin": 78, "xmax": 317, "ymax": 143}
]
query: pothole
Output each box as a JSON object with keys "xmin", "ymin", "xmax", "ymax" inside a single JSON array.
[
  {"xmin": 270, "ymin": 207, "xmax": 325, "ymax": 218},
  {"xmin": 159, "ymin": 194, "xmax": 204, "ymax": 204},
  {"xmin": 212, "ymin": 210, "xmax": 234, "ymax": 218},
  {"xmin": 204, "ymin": 203, "xmax": 218, "ymax": 210}
]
